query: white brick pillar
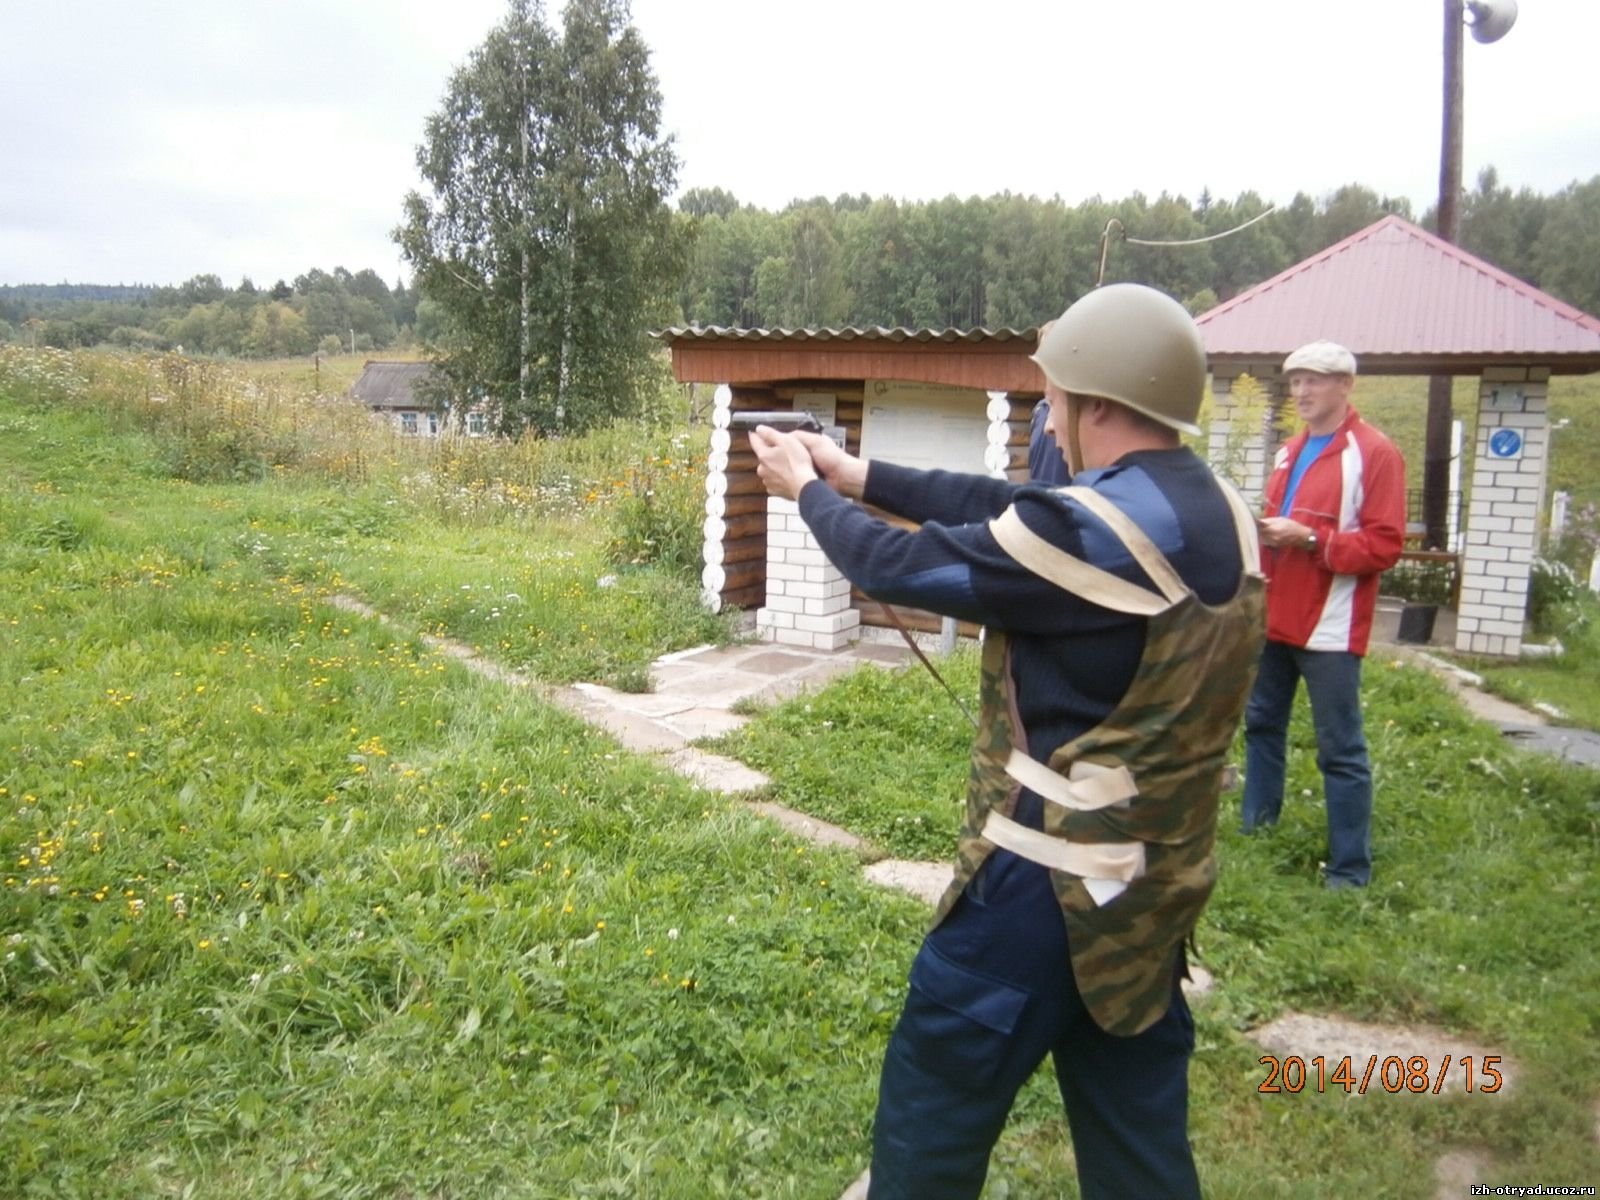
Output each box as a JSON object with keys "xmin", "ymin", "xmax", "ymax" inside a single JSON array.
[
  {"xmin": 756, "ymin": 496, "xmax": 860, "ymax": 650},
  {"xmin": 1205, "ymin": 365, "xmax": 1286, "ymax": 506},
  {"xmin": 1453, "ymin": 368, "xmax": 1550, "ymax": 658}
]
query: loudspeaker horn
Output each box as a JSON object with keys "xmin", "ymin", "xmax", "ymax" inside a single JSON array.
[{"xmin": 1465, "ymin": 0, "xmax": 1518, "ymax": 45}]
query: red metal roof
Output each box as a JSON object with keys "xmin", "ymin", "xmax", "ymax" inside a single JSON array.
[{"xmin": 1197, "ymin": 215, "xmax": 1600, "ymax": 374}]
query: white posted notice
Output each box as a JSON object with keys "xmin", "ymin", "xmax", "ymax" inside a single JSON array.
[{"xmin": 858, "ymin": 381, "xmax": 989, "ymax": 474}]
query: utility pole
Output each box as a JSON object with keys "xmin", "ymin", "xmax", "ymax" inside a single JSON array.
[
  {"xmin": 1423, "ymin": 0, "xmax": 1466, "ymax": 549},
  {"xmin": 1426, "ymin": 0, "xmax": 1517, "ymax": 549}
]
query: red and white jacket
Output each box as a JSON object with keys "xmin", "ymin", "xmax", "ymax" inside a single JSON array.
[{"xmin": 1260, "ymin": 407, "xmax": 1406, "ymax": 655}]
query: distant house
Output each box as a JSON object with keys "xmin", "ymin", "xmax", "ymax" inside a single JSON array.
[{"xmin": 349, "ymin": 360, "xmax": 491, "ymax": 437}]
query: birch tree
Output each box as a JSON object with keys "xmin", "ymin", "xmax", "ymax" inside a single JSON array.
[{"xmin": 396, "ymin": 0, "xmax": 681, "ymax": 434}]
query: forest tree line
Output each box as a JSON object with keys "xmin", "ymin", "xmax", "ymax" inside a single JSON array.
[
  {"xmin": 675, "ymin": 167, "xmax": 1600, "ymax": 330},
  {"xmin": 3, "ymin": 167, "xmax": 1597, "ymax": 360},
  {"xmin": 0, "ymin": 268, "xmax": 422, "ymax": 358}
]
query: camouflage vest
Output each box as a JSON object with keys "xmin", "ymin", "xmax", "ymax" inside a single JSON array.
[{"xmin": 931, "ymin": 481, "xmax": 1265, "ymax": 1036}]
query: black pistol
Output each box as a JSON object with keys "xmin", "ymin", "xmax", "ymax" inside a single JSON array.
[{"xmin": 728, "ymin": 411, "xmax": 824, "ymax": 434}]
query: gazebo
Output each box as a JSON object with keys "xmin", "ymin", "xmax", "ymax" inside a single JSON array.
[{"xmin": 1197, "ymin": 214, "xmax": 1600, "ymax": 658}]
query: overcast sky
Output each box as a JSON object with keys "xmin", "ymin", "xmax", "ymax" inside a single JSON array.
[{"xmin": 3, "ymin": 0, "xmax": 1596, "ymax": 288}]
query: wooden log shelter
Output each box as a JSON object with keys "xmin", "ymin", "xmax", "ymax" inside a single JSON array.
[{"xmin": 659, "ymin": 326, "xmax": 1046, "ymax": 648}]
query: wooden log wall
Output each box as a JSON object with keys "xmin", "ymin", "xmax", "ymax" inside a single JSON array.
[
  {"xmin": 701, "ymin": 383, "xmax": 783, "ymax": 612},
  {"xmin": 1003, "ymin": 394, "xmax": 1038, "ymax": 483}
]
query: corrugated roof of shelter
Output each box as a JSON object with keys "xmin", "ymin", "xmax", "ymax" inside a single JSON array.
[
  {"xmin": 655, "ymin": 325, "xmax": 1037, "ymax": 344},
  {"xmin": 349, "ymin": 360, "xmax": 438, "ymax": 408},
  {"xmin": 1197, "ymin": 215, "xmax": 1600, "ymax": 373}
]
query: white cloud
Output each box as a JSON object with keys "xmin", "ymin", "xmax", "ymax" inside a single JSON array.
[{"xmin": 1, "ymin": 0, "xmax": 1595, "ymax": 285}]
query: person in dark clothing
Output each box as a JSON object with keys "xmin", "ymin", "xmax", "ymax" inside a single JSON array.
[
  {"xmin": 749, "ymin": 284, "xmax": 1264, "ymax": 1200},
  {"xmin": 1028, "ymin": 397, "xmax": 1071, "ymax": 485},
  {"xmin": 1028, "ymin": 320, "xmax": 1070, "ymax": 485}
]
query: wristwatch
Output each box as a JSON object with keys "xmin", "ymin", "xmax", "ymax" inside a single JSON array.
[{"xmin": 1305, "ymin": 531, "xmax": 1319, "ymax": 552}]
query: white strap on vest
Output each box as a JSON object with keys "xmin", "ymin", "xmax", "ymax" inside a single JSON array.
[
  {"xmin": 988, "ymin": 508, "xmax": 1169, "ymax": 616},
  {"xmin": 1216, "ymin": 476, "xmax": 1265, "ymax": 573},
  {"xmin": 981, "ymin": 811, "xmax": 1146, "ymax": 883},
  {"xmin": 1004, "ymin": 750, "xmax": 1136, "ymax": 811},
  {"xmin": 1057, "ymin": 486, "xmax": 1190, "ymax": 604}
]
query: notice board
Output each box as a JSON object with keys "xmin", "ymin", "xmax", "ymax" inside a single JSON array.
[{"xmin": 857, "ymin": 381, "xmax": 989, "ymax": 474}]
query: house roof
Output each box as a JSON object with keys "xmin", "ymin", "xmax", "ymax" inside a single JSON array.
[
  {"xmin": 349, "ymin": 360, "xmax": 438, "ymax": 409},
  {"xmin": 657, "ymin": 325, "xmax": 1036, "ymax": 345},
  {"xmin": 656, "ymin": 325, "xmax": 1046, "ymax": 391},
  {"xmin": 1197, "ymin": 215, "xmax": 1600, "ymax": 375}
]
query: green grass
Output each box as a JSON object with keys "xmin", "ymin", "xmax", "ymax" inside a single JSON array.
[
  {"xmin": 704, "ymin": 650, "xmax": 979, "ymax": 861},
  {"xmin": 0, "ymin": 389, "xmax": 906, "ymax": 1199},
  {"xmin": 1474, "ymin": 665, "xmax": 1600, "ymax": 728},
  {"xmin": 244, "ymin": 350, "xmax": 391, "ymax": 396},
  {"xmin": 4, "ymin": 349, "xmax": 1598, "ymax": 1196},
  {"xmin": 1465, "ymin": 614, "xmax": 1600, "ymax": 729}
]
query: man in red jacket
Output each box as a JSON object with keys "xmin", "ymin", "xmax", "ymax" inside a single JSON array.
[{"xmin": 1242, "ymin": 341, "xmax": 1405, "ymax": 887}]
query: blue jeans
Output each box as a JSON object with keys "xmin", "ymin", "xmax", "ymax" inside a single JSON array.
[
  {"xmin": 868, "ymin": 853, "xmax": 1200, "ymax": 1200},
  {"xmin": 1242, "ymin": 639, "xmax": 1373, "ymax": 886}
]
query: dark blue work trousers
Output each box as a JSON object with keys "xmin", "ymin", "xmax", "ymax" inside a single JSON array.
[
  {"xmin": 1241, "ymin": 639, "xmax": 1374, "ymax": 886},
  {"xmin": 867, "ymin": 851, "xmax": 1200, "ymax": 1200}
]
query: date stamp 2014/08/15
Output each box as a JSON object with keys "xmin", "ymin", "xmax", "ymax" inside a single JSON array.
[{"xmin": 1257, "ymin": 1054, "xmax": 1504, "ymax": 1095}]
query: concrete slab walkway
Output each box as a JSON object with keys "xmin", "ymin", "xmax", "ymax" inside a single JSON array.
[
  {"xmin": 556, "ymin": 638, "xmax": 984, "ymax": 916},
  {"xmin": 1400, "ymin": 648, "xmax": 1600, "ymax": 769},
  {"xmin": 329, "ymin": 594, "xmax": 951, "ymax": 908}
]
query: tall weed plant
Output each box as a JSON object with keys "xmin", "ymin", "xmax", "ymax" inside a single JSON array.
[
  {"xmin": 76, "ymin": 351, "xmax": 380, "ymax": 482},
  {"xmin": 604, "ymin": 439, "xmax": 706, "ymax": 583},
  {"xmin": 1202, "ymin": 373, "xmax": 1296, "ymax": 490}
]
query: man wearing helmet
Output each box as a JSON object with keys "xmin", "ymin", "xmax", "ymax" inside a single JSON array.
[
  {"xmin": 750, "ymin": 283, "xmax": 1264, "ymax": 1200},
  {"xmin": 1242, "ymin": 341, "xmax": 1406, "ymax": 888}
]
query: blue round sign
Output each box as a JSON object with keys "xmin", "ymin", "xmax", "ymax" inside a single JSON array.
[{"xmin": 1489, "ymin": 428, "xmax": 1523, "ymax": 458}]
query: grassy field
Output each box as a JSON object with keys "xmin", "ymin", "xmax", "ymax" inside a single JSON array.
[
  {"xmin": 1465, "ymin": 643, "xmax": 1600, "ymax": 730},
  {"xmin": 247, "ymin": 350, "xmax": 401, "ymax": 397},
  {"xmin": 0, "ymin": 377, "xmax": 909, "ymax": 1199},
  {"xmin": 3, "ymin": 347, "xmax": 1597, "ymax": 1196}
]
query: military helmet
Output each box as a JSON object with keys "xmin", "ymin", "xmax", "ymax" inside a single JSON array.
[{"xmin": 1031, "ymin": 283, "xmax": 1206, "ymax": 435}]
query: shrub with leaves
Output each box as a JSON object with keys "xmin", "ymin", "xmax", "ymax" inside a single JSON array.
[
  {"xmin": 1381, "ymin": 556, "xmax": 1456, "ymax": 606},
  {"xmin": 1528, "ymin": 555, "xmax": 1584, "ymax": 633}
]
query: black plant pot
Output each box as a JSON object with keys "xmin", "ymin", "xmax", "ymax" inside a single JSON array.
[{"xmin": 1397, "ymin": 603, "xmax": 1438, "ymax": 645}]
